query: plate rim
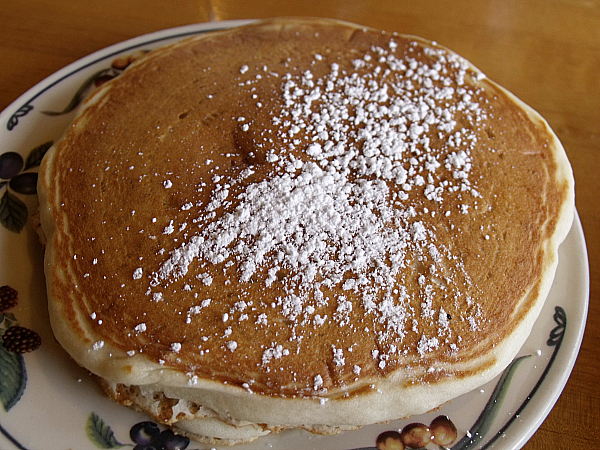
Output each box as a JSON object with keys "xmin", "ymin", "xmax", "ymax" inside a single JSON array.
[{"xmin": 512, "ymin": 212, "xmax": 589, "ymax": 448}]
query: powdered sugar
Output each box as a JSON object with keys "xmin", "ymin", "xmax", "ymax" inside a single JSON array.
[
  {"xmin": 137, "ymin": 34, "xmax": 490, "ymax": 381},
  {"xmin": 262, "ymin": 344, "xmax": 290, "ymax": 367}
]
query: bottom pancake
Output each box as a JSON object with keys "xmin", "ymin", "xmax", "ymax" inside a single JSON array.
[{"xmin": 100, "ymin": 378, "xmax": 360, "ymax": 445}]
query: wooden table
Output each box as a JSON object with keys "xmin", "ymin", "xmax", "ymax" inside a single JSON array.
[{"xmin": 0, "ymin": 1, "xmax": 597, "ymax": 448}]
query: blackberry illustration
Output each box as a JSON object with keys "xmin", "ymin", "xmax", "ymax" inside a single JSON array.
[
  {"xmin": 129, "ymin": 421, "xmax": 189, "ymax": 450},
  {"xmin": 156, "ymin": 429, "xmax": 189, "ymax": 450},
  {"xmin": 1, "ymin": 325, "xmax": 41, "ymax": 353},
  {"xmin": 130, "ymin": 421, "xmax": 161, "ymax": 447},
  {"xmin": 0, "ymin": 285, "xmax": 18, "ymax": 312},
  {"xmin": 0, "ymin": 152, "xmax": 23, "ymax": 179}
]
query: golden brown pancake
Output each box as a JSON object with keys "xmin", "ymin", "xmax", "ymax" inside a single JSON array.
[{"xmin": 38, "ymin": 17, "xmax": 574, "ymax": 444}]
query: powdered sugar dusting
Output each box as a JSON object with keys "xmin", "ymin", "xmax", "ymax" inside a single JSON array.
[{"xmin": 136, "ymin": 34, "xmax": 492, "ymax": 386}]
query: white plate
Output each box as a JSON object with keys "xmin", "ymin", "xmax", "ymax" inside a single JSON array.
[{"xmin": 0, "ymin": 21, "xmax": 589, "ymax": 450}]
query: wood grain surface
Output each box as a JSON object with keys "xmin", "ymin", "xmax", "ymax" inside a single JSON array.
[{"xmin": 0, "ymin": 1, "xmax": 598, "ymax": 448}]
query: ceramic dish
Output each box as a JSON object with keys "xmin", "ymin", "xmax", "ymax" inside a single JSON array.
[{"xmin": 0, "ymin": 21, "xmax": 589, "ymax": 450}]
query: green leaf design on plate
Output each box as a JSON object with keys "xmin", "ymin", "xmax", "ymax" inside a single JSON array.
[
  {"xmin": 24, "ymin": 141, "xmax": 53, "ymax": 170},
  {"xmin": 548, "ymin": 306, "xmax": 566, "ymax": 346},
  {"xmin": 7, "ymin": 104, "xmax": 34, "ymax": 131},
  {"xmin": 450, "ymin": 354, "xmax": 531, "ymax": 450},
  {"xmin": 0, "ymin": 190, "xmax": 28, "ymax": 233},
  {"xmin": 0, "ymin": 339, "xmax": 27, "ymax": 411},
  {"xmin": 42, "ymin": 69, "xmax": 112, "ymax": 117},
  {"xmin": 86, "ymin": 412, "xmax": 123, "ymax": 449},
  {"xmin": 0, "ymin": 312, "xmax": 17, "ymax": 329}
]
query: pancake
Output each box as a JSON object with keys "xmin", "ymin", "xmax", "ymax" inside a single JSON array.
[{"xmin": 37, "ymin": 17, "xmax": 574, "ymax": 444}]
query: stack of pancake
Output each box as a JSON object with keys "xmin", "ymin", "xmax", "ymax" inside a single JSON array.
[{"xmin": 37, "ymin": 17, "xmax": 574, "ymax": 444}]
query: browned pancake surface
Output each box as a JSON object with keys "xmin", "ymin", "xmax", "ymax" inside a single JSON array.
[{"xmin": 41, "ymin": 18, "xmax": 572, "ymax": 399}]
